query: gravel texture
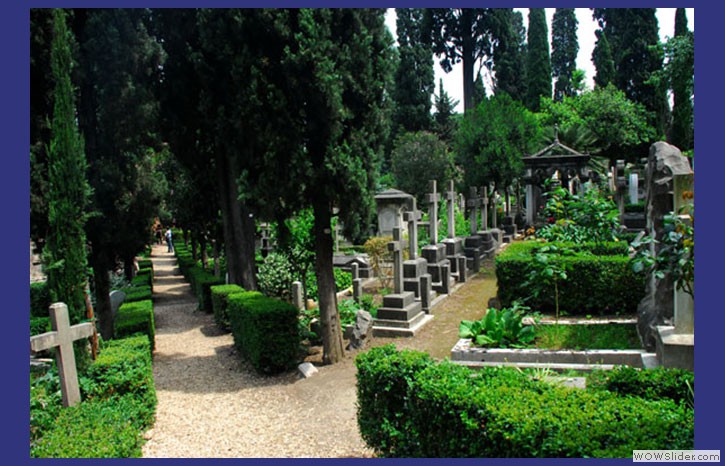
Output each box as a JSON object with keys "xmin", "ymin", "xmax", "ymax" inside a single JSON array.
[{"xmin": 141, "ymin": 245, "xmax": 373, "ymax": 458}]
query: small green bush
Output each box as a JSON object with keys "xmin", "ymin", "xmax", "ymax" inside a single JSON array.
[
  {"xmin": 114, "ymin": 299, "xmax": 155, "ymax": 351},
  {"xmin": 136, "ymin": 259, "xmax": 153, "ymax": 272},
  {"xmin": 188, "ymin": 268, "xmax": 225, "ymax": 313},
  {"xmin": 496, "ymin": 241, "xmax": 644, "ymax": 315},
  {"xmin": 228, "ymin": 291, "xmax": 300, "ymax": 374},
  {"xmin": 257, "ymin": 252, "xmax": 296, "ymax": 299},
  {"xmin": 131, "ymin": 271, "xmax": 152, "ymax": 292},
  {"xmin": 587, "ymin": 366, "xmax": 694, "ymax": 406},
  {"xmin": 210, "ymin": 284, "xmax": 245, "ymax": 330},
  {"xmin": 31, "ymin": 281, "xmax": 51, "ymax": 318},
  {"xmin": 355, "ymin": 346, "xmax": 693, "ymax": 458},
  {"xmin": 123, "ymin": 285, "xmax": 152, "ymax": 303}
]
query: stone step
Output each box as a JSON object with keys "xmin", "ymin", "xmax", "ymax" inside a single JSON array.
[
  {"xmin": 377, "ymin": 300, "xmax": 423, "ymax": 321},
  {"xmin": 381, "ymin": 291, "xmax": 415, "ymax": 309},
  {"xmin": 372, "ymin": 313, "xmax": 434, "ymax": 337}
]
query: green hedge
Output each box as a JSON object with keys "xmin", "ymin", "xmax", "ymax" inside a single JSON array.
[
  {"xmin": 187, "ymin": 268, "xmax": 225, "ymax": 313},
  {"xmin": 131, "ymin": 270, "xmax": 153, "ymax": 293},
  {"xmin": 495, "ymin": 241, "xmax": 644, "ymax": 315},
  {"xmin": 210, "ymin": 284, "xmax": 245, "ymax": 331},
  {"xmin": 123, "ymin": 285, "xmax": 153, "ymax": 303},
  {"xmin": 355, "ymin": 345, "xmax": 693, "ymax": 458},
  {"xmin": 587, "ymin": 366, "xmax": 694, "ymax": 406},
  {"xmin": 137, "ymin": 259, "xmax": 153, "ymax": 272},
  {"xmin": 31, "ymin": 281, "xmax": 51, "ymax": 318},
  {"xmin": 114, "ymin": 299, "xmax": 155, "ymax": 351},
  {"xmin": 31, "ymin": 316, "xmax": 50, "ymax": 336},
  {"xmin": 31, "ymin": 335, "xmax": 156, "ymax": 458},
  {"xmin": 228, "ymin": 291, "xmax": 300, "ymax": 374}
]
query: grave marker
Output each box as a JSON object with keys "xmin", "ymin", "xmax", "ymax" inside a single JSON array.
[
  {"xmin": 445, "ymin": 181, "xmax": 456, "ymax": 238},
  {"xmin": 30, "ymin": 303, "xmax": 95, "ymax": 407},
  {"xmin": 387, "ymin": 226, "xmax": 405, "ymax": 294},
  {"xmin": 426, "ymin": 180, "xmax": 440, "ymax": 245}
]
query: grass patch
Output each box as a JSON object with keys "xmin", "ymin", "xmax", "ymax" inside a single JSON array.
[{"xmin": 534, "ymin": 323, "xmax": 641, "ymax": 350}]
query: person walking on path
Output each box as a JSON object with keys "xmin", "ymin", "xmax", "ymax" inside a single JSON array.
[{"xmin": 165, "ymin": 228, "xmax": 174, "ymax": 253}]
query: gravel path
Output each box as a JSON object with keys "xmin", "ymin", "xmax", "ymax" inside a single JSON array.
[{"xmin": 141, "ymin": 244, "xmax": 496, "ymax": 458}]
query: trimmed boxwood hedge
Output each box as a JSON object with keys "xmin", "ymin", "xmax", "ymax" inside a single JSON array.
[
  {"xmin": 355, "ymin": 345, "xmax": 694, "ymax": 458},
  {"xmin": 210, "ymin": 284, "xmax": 245, "ymax": 330},
  {"xmin": 114, "ymin": 299, "xmax": 155, "ymax": 351},
  {"xmin": 587, "ymin": 366, "xmax": 694, "ymax": 406},
  {"xmin": 227, "ymin": 291, "xmax": 300, "ymax": 374},
  {"xmin": 31, "ymin": 335, "xmax": 156, "ymax": 458},
  {"xmin": 495, "ymin": 241, "xmax": 644, "ymax": 315},
  {"xmin": 187, "ymin": 268, "xmax": 225, "ymax": 313},
  {"xmin": 123, "ymin": 285, "xmax": 153, "ymax": 303}
]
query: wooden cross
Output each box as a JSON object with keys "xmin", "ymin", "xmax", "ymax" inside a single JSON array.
[
  {"xmin": 387, "ymin": 226, "xmax": 405, "ymax": 294},
  {"xmin": 403, "ymin": 203, "xmax": 421, "ymax": 260},
  {"xmin": 444, "ymin": 180, "xmax": 456, "ymax": 239},
  {"xmin": 467, "ymin": 186, "xmax": 480, "ymax": 235},
  {"xmin": 30, "ymin": 303, "xmax": 95, "ymax": 407},
  {"xmin": 426, "ymin": 180, "xmax": 440, "ymax": 245}
]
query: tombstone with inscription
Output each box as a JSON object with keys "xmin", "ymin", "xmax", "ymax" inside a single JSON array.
[
  {"xmin": 374, "ymin": 189, "xmax": 415, "ymax": 237},
  {"xmin": 373, "ymin": 227, "xmax": 432, "ymax": 336}
]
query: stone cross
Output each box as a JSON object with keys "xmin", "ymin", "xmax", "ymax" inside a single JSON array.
[
  {"xmin": 426, "ymin": 180, "xmax": 440, "ymax": 245},
  {"xmin": 480, "ymin": 188, "xmax": 489, "ymax": 232},
  {"xmin": 30, "ymin": 303, "xmax": 95, "ymax": 407},
  {"xmin": 467, "ymin": 187, "xmax": 480, "ymax": 235},
  {"xmin": 403, "ymin": 204, "xmax": 421, "ymax": 260},
  {"xmin": 445, "ymin": 180, "xmax": 456, "ymax": 238},
  {"xmin": 387, "ymin": 226, "xmax": 405, "ymax": 294}
]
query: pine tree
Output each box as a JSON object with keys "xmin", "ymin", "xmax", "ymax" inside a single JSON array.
[
  {"xmin": 525, "ymin": 8, "xmax": 552, "ymax": 111},
  {"xmin": 392, "ymin": 8, "xmax": 434, "ymax": 134},
  {"xmin": 43, "ymin": 9, "xmax": 91, "ymax": 324},
  {"xmin": 433, "ymin": 78, "xmax": 460, "ymax": 143},
  {"xmin": 551, "ymin": 8, "xmax": 578, "ymax": 101}
]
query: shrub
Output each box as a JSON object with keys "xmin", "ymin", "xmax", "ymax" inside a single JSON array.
[
  {"xmin": 187, "ymin": 268, "xmax": 225, "ymax": 313},
  {"xmin": 459, "ymin": 303, "xmax": 535, "ymax": 348},
  {"xmin": 355, "ymin": 346, "xmax": 694, "ymax": 458},
  {"xmin": 31, "ymin": 281, "xmax": 51, "ymax": 318},
  {"xmin": 122, "ymin": 285, "xmax": 152, "ymax": 303},
  {"xmin": 131, "ymin": 270, "xmax": 152, "ymax": 292},
  {"xmin": 210, "ymin": 284, "xmax": 245, "ymax": 330},
  {"xmin": 257, "ymin": 252, "xmax": 296, "ymax": 300},
  {"xmin": 136, "ymin": 259, "xmax": 153, "ymax": 272},
  {"xmin": 496, "ymin": 241, "xmax": 643, "ymax": 315},
  {"xmin": 228, "ymin": 291, "xmax": 300, "ymax": 374},
  {"xmin": 587, "ymin": 366, "xmax": 694, "ymax": 407},
  {"xmin": 31, "ymin": 316, "xmax": 51, "ymax": 336},
  {"xmin": 114, "ymin": 299, "xmax": 155, "ymax": 351}
]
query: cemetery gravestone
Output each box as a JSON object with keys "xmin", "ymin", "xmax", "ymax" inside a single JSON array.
[
  {"xmin": 421, "ymin": 181, "xmax": 453, "ymax": 294},
  {"xmin": 441, "ymin": 181, "xmax": 467, "ymax": 283},
  {"xmin": 403, "ymin": 207, "xmax": 433, "ymax": 309},
  {"xmin": 30, "ymin": 303, "xmax": 95, "ymax": 407}
]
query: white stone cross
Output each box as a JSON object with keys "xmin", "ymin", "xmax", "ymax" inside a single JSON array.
[
  {"xmin": 403, "ymin": 204, "xmax": 421, "ymax": 260},
  {"xmin": 387, "ymin": 226, "xmax": 405, "ymax": 294},
  {"xmin": 445, "ymin": 180, "xmax": 456, "ymax": 238},
  {"xmin": 426, "ymin": 180, "xmax": 440, "ymax": 245},
  {"xmin": 30, "ymin": 303, "xmax": 95, "ymax": 407}
]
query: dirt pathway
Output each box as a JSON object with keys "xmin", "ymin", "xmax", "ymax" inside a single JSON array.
[{"xmin": 142, "ymin": 245, "xmax": 497, "ymax": 458}]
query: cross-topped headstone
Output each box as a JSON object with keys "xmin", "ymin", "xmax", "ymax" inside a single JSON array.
[
  {"xmin": 387, "ymin": 226, "xmax": 405, "ymax": 294},
  {"xmin": 30, "ymin": 303, "xmax": 95, "ymax": 407},
  {"xmin": 426, "ymin": 180, "xmax": 440, "ymax": 245},
  {"xmin": 403, "ymin": 205, "xmax": 421, "ymax": 260},
  {"xmin": 445, "ymin": 180, "xmax": 456, "ymax": 238},
  {"xmin": 467, "ymin": 187, "xmax": 480, "ymax": 235}
]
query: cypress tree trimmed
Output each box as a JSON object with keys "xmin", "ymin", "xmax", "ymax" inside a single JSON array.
[{"xmin": 525, "ymin": 8, "xmax": 551, "ymax": 111}]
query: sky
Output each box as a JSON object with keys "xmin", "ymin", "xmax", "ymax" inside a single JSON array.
[{"xmin": 384, "ymin": 8, "xmax": 695, "ymax": 114}]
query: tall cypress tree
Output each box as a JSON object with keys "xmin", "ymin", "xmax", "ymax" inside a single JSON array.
[
  {"xmin": 674, "ymin": 8, "xmax": 688, "ymax": 37},
  {"xmin": 433, "ymin": 78, "xmax": 459, "ymax": 143},
  {"xmin": 392, "ymin": 8, "xmax": 434, "ymax": 134},
  {"xmin": 491, "ymin": 8, "xmax": 527, "ymax": 102},
  {"xmin": 43, "ymin": 9, "xmax": 91, "ymax": 324},
  {"xmin": 551, "ymin": 8, "xmax": 578, "ymax": 101},
  {"xmin": 592, "ymin": 29, "xmax": 615, "ymax": 88},
  {"xmin": 525, "ymin": 8, "xmax": 551, "ymax": 111},
  {"xmin": 669, "ymin": 9, "xmax": 694, "ymax": 151}
]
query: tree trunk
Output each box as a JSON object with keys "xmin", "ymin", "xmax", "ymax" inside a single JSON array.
[
  {"xmin": 313, "ymin": 199, "xmax": 345, "ymax": 364},
  {"xmin": 461, "ymin": 10, "xmax": 475, "ymax": 113},
  {"xmin": 200, "ymin": 232, "xmax": 208, "ymax": 270},
  {"xmin": 216, "ymin": 152, "xmax": 257, "ymax": 290},
  {"xmin": 123, "ymin": 254, "xmax": 135, "ymax": 281},
  {"xmin": 90, "ymin": 254, "xmax": 113, "ymax": 340}
]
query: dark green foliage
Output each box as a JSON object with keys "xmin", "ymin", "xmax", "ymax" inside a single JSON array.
[
  {"xmin": 524, "ymin": 9, "xmax": 551, "ymax": 111},
  {"xmin": 30, "ymin": 281, "xmax": 52, "ymax": 318},
  {"xmin": 432, "ymin": 78, "xmax": 459, "ymax": 143},
  {"xmin": 31, "ymin": 335, "xmax": 155, "ymax": 458},
  {"xmin": 490, "ymin": 9, "xmax": 527, "ymax": 102},
  {"xmin": 587, "ymin": 366, "xmax": 694, "ymax": 407},
  {"xmin": 122, "ymin": 285, "xmax": 152, "ymax": 303},
  {"xmin": 551, "ymin": 9, "xmax": 578, "ymax": 101},
  {"xmin": 257, "ymin": 252, "xmax": 296, "ymax": 300},
  {"xmin": 114, "ymin": 299, "xmax": 155, "ymax": 351},
  {"xmin": 455, "ymin": 93, "xmax": 540, "ymax": 191},
  {"xmin": 227, "ymin": 292, "xmax": 300, "ymax": 374},
  {"xmin": 592, "ymin": 29, "xmax": 615, "ymax": 88},
  {"xmin": 355, "ymin": 346, "xmax": 693, "ymax": 458},
  {"xmin": 131, "ymin": 269, "xmax": 153, "ymax": 292},
  {"xmin": 496, "ymin": 241, "xmax": 643, "ymax": 315},
  {"xmin": 535, "ymin": 323, "xmax": 641, "ymax": 350},
  {"xmin": 210, "ymin": 284, "xmax": 245, "ymax": 331},
  {"xmin": 31, "ymin": 317, "xmax": 51, "ymax": 336},
  {"xmin": 187, "ymin": 267, "xmax": 225, "ymax": 313},
  {"xmin": 391, "ymin": 131, "xmax": 454, "ymax": 204},
  {"xmin": 43, "ymin": 9, "xmax": 91, "ymax": 325}
]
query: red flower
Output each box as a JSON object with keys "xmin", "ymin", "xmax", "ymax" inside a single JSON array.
[{"xmin": 547, "ymin": 216, "xmax": 555, "ymax": 224}]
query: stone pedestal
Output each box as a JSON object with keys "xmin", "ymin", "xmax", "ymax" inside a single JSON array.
[
  {"xmin": 655, "ymin": 326, "xmax": 694, "ymax": 370},
  {"xmin": 373, "ymin": 291, "xmax": 432, "ymax": 337},
  {"xmin": 402, "ymin": 257, "xmax": 434, "ymax": 312},
  {"xmin": 422, "ymin": 244, "xmax": 454, "ymax": 294},
  {"xmin": 442, "ymin": 237, "xmax": 467, "ymax": 283}
]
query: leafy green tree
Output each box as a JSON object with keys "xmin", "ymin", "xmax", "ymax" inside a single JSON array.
[
  {"xmin": 472, "ymin": 72, "xmax": 486, "ymax": 107},
  {"xmin": 392, "ymin": 8, "xmax": 434, "ymax": 134},
  {"xmin": 592, "ymin": 8, "xmax": 669, "ymax": 136},
  {"xmin": 538, "ymin": 84, "xmax": 657, "ymax": 162},
  {"xmin": 73, "ymin": 9, "xmax": 165, "ymax": 339},
  {"xmin": 592, "ymin": 29, "xmax": 615, "ymax": 88},
  {"xmin": 455, "ymin": 93, "xmax": 540, "ymax": 195},
  {"xmin": 551, "ymin": 8, "xmax": 578, "ymax": 101},
  {"xmin": 43, "ymin": 9, "xmax": 91, "ymax": 324},
  {"xmin": 433, "ymin": 78, "xmax": 460, "ymax": 144},
  {"xmin": 669, "ymin": 10, "xmax": 694, "ymax": 152},
  {"xmin": 391, "ymin": 131, "xmax": 454, "ymax": 203},
  {"xmin": 525, "ymin": 8, "xmax": 551, "ymax": 111},
  {"xmin": 490, "ymin": 8, "xmax": 527, "ymax": 102},
  {"xmin": 430, "ymin": 8, "xmax": 495, "ymax": 112}
]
